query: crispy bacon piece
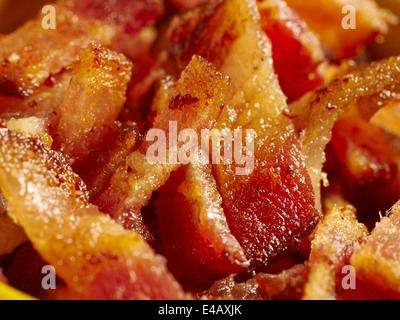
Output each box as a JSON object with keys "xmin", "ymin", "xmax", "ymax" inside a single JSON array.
[
  {"xmin": 77, "ymin": 122, "xmax": 143, "ymax": 203},
  {"xmin": 0, "ymin": 6, "xmax": 118, "ymax": 98},
  {"xmin": 158, "ymin": 0, "xmax": 319, "ymax": 268},
  {"xmin": 302, "ymin": 196, "xmax": 368, "ymax": 300},
  {"xmin": 213, "ymin": 133, "xmax": 318, "ymax": 268},
  {"xmin": 197, "ymin": 274, "xmax": 268, "ymax": 300},
  {"xmin": 256, "ymin": 264, "xmax": 307, "ymax": 300},
  {"xmin": 0, "ymin": 71, "xmax": 72, "ymax": 136},
  {"xmin": 58, "ymin": 0, "xmax": 164, "ymax": 36},
  {"xmin": 257, "ymin": 0, "xmax": 326, "ymax": 102},
  {"xmin": 326, "ymin": 118, "xmax": 400, "ymax": 229},
  {"xmin": 155, "ymin": 163, "xmax": 249, "ymax": 291},
  {"xmin": 0, "ymin": 128, "xmax": 185, "ymax": 300},
  {"xmin": 0, "ymin": 0, "xmax": 163, "ymax": 107},
  {"xmin": 95, "ymin": 55, "xmax": 228, "ymax": 238},
  {"xmin": 370, "ymin": 100, "xmax": 400, "ymax": 137},
  {"xmin": 6, "ymin": 116, "xmax": 53, "ymax": 148},
  {"xmin": 284, "ymin": 0, "xmax": 397, "ymax": 60},
  {"xmin": 289, "ymin": 56, "xmax": 400, "ymax": 210},
  {"xmin": 58, "ymin": 0, "xmax": 165, "ymax": 116},
  {"xmin": 55, "ymin": 43, "xmax": 132, "ymax": 150},
  {"xmin": 351, "ymin": 202, "xmax": 400, "ymax": 299}
]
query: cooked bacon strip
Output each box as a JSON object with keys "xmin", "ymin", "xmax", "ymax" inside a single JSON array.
[
  {"xmin": 155, "ymin": 163, "xmax": 249, "ymax": 290},
  {"xmin": 58, "ymin": 0, "xmax": 164, "ymax": 36},
  {"xmin": 55, "ymin": 43, "xmax": 132, "ymax": 148},
  {"xmin": 257, "ymin": 0, "xmax": 326, "ymax": 102},
  {"xmin": 289, "ymin": 56, "xmax": 400, "ymax": 209},
  {"xmin": 0, "ymin": 6, "xmax": 118, "ymax": 98},
  {"xmin": 197, "ymin": 274, "xmax": 268, "ymax": 300},
  {"xmin": 157, "ymin": 0, "xmax": 319, "ymax": 268},
  {"xmin": 0, "ymin": 128, "xmax": 185, "ymax": 300},
  {"xmin": 326, "ymin": 118, "xmax": 400, "ymax": 229},
  {"xmin": 0, "ymin": 0, "xmax": 163, "ymax": 101},
  {"xmin": 370, "ymin": 100, "xmax": 400, "ymax": 137},
  {"xmin": 284, "ymin": 0, "xmax": 397, "ymax": 60},
  {"xmin": 148, "ymin": 79, "xmax": 249, "ymax": 287},
  {"xmin": 0, "ymin": 71, "xmax": 72, "ymax": 136},
  {"xmin": 77, "ymin": 122, "xmax": 143, "ymax": 203},
  {"xmin": 95, "ymin": 55, "xmax": 228, "ymax": 237},
  {"xmin": 351, "ymin": 201, "xmax": 400, "ymax": 299},
  {"xmin": 256, "ymin": 264, "xmax": 307, "ymax": 300},
  {"xmin": 302, "ymin": 196, "xmax": 368, "ymax": 300}
]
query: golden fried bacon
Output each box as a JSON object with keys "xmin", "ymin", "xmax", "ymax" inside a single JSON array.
[
  {"xmin": 55, "ymin": 43, "xmax": 132, "ymax": 150},
  {"xmin": 290, "ymin": 56, "xmax": 400, "ymax": 209},
  {"xmin": 0, "ymin": 0, "xmax": 163, "ymax": 129},
  {"xmin": 77, "ymin": 122, "xmax": 143, "ymax": 203},
  {"xmin": 303, "ymin": 197, "xmax": 368, "ymax": 300},
  {"xmin": 159, "ymin": 0, "xmax": 319, "ymax": 268},
  {"xmin": 0, "ymin": 5, "xmax": 118, "ymax": 98},
  {"xmin": 0, "ymin": 71, "xmax": 72, "ymax": 137},
  {"xmin": 371, "ymin": 101, "xmax": 400, "ymax": 137},
  {"xmin": 349, "ymin": 202, "xmax": 400, "ymax": 299},
  {"xmin": 58, "ymin": 0, "xmax": 164, "ymax": 36},
  {"xmin": 95, "ymin": 55, "xmax": 228, "ymax": 237},
  {"xmin": 326, "ymin": 118, "xmax": 400, "ymax": 230},
  {"xmin": 57, "ymin": 0, "xmax": 165, "ymax": 115},
  {"xmin": 257, "ymin": 0, "xmax": 326, "ymax": 102},
  {"xmin": 155, "ymin": 163, "xmax": 250, "ymax": 291},
  {"xmin": 0, "ymin": 129, "xmax": 185, "ymax": 300},
  {"xmin": 284, "ymin": 0, "xmax": 397, "ymax": 60},
  {"xmin": 197, "ymin": 274, "xmax": 268, "ymax": 300},
  {"xmin": 256, "ymin": 264, "xmax": 307, "ymax": 300}
]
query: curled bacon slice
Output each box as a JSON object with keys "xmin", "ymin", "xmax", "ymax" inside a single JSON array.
[
  {"xmin": 351, "ymin": 201, "xmax": 400, "ymax": 299},
  {"xmin": 303, "ymin": 195, "xmax": 368, "ymax": 300},
  {"xmin": 290, "ymin": 56, "xmax": 400, "ymax": 209},
  {"xmin": 326, "ymin": 118, "xmax": 400, "ymax": 229},
  {"xmin": 0, "ymin": 0, "xmax": 163, "ymax": 107},
  {"xmin": 159, "ymin": 0, "xmax": 319, "ymax": 268},
  {"xmin": 155, "ymin": 163, "xmax": 249, "ymax": 290},
  {"xmin": 0, "ymin": 6, "xmax": 118, "ymax": 98},
  {"xmin": 95, "ymin": 55, "xmax": 229, "ymax": 238},
  {"xmin": 55, "ymin": 43, "xmax": 132, "ymax": 155},
  {"xmin": 58, "ymin": 0, "xmax": 164, "ymax": 36},
  {"xmin": 257, "ymin": 0, "xmax": 326, "ymax": 102},
  {"xmin": 0, "ymin": 71, "xmax": 72, "ymax": 137},
  {"xmin": 284, "ymin": 0, "xmax": 397, "ymax": 60},
  {"xmin": 0, "ymin": 128, "xmax": 185, "ymax": 300},
  {"xmin": 77, "ymin": 122, "xmax": 143, "ymax": 203}
]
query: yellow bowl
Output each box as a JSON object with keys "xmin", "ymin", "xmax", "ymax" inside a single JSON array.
[{"xmin": 0, "ymin": 281, "xmax": 36, "ymax": 300}]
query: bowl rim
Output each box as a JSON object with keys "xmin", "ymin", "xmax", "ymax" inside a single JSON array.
[{"xmin": 0, "ymin": 281, "xmax": 36, "ymax": 300}]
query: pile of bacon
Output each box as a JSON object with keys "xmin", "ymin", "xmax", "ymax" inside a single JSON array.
[{"xmin": 0, "ymin": 0, "xmax": 400, "ymax": 300}]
